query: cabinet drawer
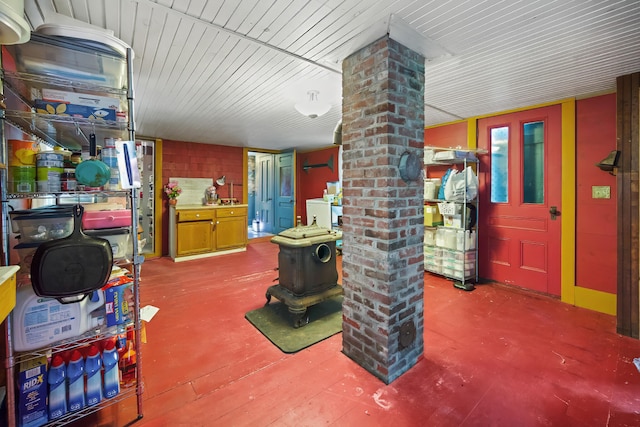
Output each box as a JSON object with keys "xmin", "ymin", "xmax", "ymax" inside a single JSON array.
[
  {"xmin": 177, "ymin": 210, "xmax": 215, "ymax": 222},
  {"xmin": 216, "ymin": 206, "xmax": 247, "ymax": 218}
]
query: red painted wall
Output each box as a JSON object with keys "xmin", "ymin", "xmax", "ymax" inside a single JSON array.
[
  {"xmin": 161, "ymin": 139, "xmax": 244, "ymax": 254},
  {"xmin": 296, "ymin": 146, "xmax": 340, "ymax": 223},
  {"xmin": 425, "ymin": 121, "xmax": 467, "ymax": 149},
  {"xmin": 575, "ymin": 94, "xmax": 617, "ymax": 294},
  {"xmin": 424, "ymin": 121, "xmax": 468, "ymax": 180}
]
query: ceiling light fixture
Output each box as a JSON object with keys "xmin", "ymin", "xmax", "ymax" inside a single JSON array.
[{"xmin": 295, "ymin": 90, "xmax": 331, "ymax": 119}]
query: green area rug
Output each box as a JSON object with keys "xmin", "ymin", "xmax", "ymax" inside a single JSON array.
[{"xmin": 245, "ymin": 295, "xmax": 343, "ymax": 353}]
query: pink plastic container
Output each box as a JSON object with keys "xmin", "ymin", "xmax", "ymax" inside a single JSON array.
[{"xmin": 82, "ymin": 209, "xmax": 131, "ymax": 230}]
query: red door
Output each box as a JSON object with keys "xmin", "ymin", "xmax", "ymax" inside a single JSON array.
[{"xmin": 478, "ymin": 105, "xmax": 562, "ymax": 295}]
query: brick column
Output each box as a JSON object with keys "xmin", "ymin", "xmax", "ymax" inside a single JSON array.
[{"xmin": 341, "ymin": 36, "xmax": 425, "ymax": 384}]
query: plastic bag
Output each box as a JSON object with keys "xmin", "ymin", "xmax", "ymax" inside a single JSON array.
[
  {"xmin": 438, "ymin": 168, "xmax": 454, "ymax": 200},
  {"xmin": 444, "ymin": 166, "xmax": 478, "ymax": 202}
]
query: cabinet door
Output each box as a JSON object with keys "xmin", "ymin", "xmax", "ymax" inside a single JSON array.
[
  {"xmin": 177, "ymin": 220, "xmax": 214, "ymax": 255},
  {"xmin": 216, "ymin": 216, "xmax": 247, "ymax": 250}
]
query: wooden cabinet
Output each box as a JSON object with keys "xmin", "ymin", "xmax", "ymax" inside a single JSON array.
[
  {"xmin": 215, "ymin": 206, "xmax": 248, "ymax": 250},
  {"xmin": 169, "ymin": 205, "xmax": 248, "ymax": 260},
  {"xmin": 175, "ymin": 209, "xmax": 216, "ymax": 256}
]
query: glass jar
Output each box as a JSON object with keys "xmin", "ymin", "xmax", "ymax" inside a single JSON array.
[{"xmin": 61, "ymin": 168, "xmax": 77, "ymax": 191}]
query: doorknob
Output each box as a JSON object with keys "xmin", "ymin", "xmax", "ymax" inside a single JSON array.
[{"xmin": 549, "ymin": 206, "xmax": 560, "ymax": 220}]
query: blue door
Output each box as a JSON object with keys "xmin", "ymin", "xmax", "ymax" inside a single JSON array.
[{"xmin": 274, "ymin": 151, "xmax": 295, "ymax": 233}]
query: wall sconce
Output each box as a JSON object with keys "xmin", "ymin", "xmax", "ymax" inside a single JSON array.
[
  {"xmin": 303, "ymin": 155, "xmax": 334, "ymax": 173},
  {"xmin": 596, "ymin": 150, "xmax": 620, "ymax": 175}
]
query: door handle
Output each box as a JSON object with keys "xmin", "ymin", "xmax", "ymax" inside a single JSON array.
[{"xmin": 549, "ymin": 206, "xmax": 560, "ymax": 220}]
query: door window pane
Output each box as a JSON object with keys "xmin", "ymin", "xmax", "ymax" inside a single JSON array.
[
  {"xmin": 280, "ymin": 166, "xmax": 292, "ymax": 197},
  {"xmin": 490, "ymin": 126, "xmax": 509, "ymax": 203},
  {"xmin": 523, "ymin": 121, "xmax": 544, "ymax": 204}
]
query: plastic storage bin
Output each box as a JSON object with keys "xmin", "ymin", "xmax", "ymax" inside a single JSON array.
[
  {"xmin": 11, "ymin": 212, "xmax": 74, "ymax": 243},
  {"xmin": 82, "ymin": 209, "xmax": 132, "ymax": 230},
  {"xmin": 8, "ymin": 33, "xmax": 126, "ymax": 90},
  {"xmin": 424, "ymin": 228, "xmax": 435, "ymax": 245},
  {"xmin": 9, "ymin": 206, "xmax": 74, "ymax": 233},
  {"xmin": 85, "ymin": 227, "xmax": 131, "ymax": 259}
]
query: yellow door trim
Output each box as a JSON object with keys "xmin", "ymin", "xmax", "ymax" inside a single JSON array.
[
  {"xmin": 467, "ymin": 118, "xmax": 477, "ymax": 150},
  {"xmin": 152, "ymin": 138, "xmax": 163, "ymax": 258},
  {"xmin": 574, "ymin": 286, "xmax": 617, "ymax": 315},
  {"xmin": 560, "ymin": 99, "xmax": 576, "ymax": 305},
  {"xmin": 558, "ymin": 99, "xmax": 616, "ymax": 315}
]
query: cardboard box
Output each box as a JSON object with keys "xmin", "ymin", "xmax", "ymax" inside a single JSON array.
[
  {"xmin": 35, "ymin": 100, "xmax": 116, "ymax": 121},
  {"xmin": 17, "ymin": 356, "xmax": 47, "ymax": 427},
  {"xmin": 41, "ymin": 88, "xmax": 119, "ymax": 110},
  {"xmin": 443, "ymin": 214, "xmax": 462, "ymax": 228},
  {"xmin": 105, "ymin": 282, "xmax": 134, "ymax": 326},
  {"xmin": 424, "ymin": 205, "xmax": 443, "ymax": 226}
]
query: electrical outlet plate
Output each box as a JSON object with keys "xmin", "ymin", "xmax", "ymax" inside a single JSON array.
[{"xmin": 592, "ymin": 185, "xmax": 611, "ymax": 199}]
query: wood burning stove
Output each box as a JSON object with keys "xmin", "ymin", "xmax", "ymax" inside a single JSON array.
[{"xmin": 265, "ymin": 219, "xmax": 342, "ymax": 327}]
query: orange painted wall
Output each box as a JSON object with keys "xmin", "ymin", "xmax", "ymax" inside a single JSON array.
[
  {"xmin": 296, "ymin": 146, "xmax": 340, "ymax": 223},
  {"xmin": 161, "ymin": 139, "xmax": 244, "ymax": 254},
  {"xmin": 575, "ymin": 94, "xmax": 617, "ymax": 294}
]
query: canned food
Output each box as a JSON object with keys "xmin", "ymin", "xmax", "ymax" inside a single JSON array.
[{"xmin": 61, "ymin": 168, "xmax": 77, "ymax": 191}]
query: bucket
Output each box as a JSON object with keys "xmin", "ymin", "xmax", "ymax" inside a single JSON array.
[
  {"xmin": 8, "ymin": 139, "xmax": 38, "ymax": 167},
  {"xmin": 36, "ymin": 151, "xmax": 63, "ymax": 191},
  {"xmin": 36, "ymin": 151, "xmax": 64, "ymax": 166},
  {"xmin": 9, "ymin": 166, "xmax": 36, "ymax": 193}
]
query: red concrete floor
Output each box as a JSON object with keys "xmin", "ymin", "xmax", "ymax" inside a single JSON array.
[{"xmin": 77, "ymin": 240, "xmax": 640, "ymax": 427}]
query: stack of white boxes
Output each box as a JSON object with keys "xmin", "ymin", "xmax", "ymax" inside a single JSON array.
[{"xmin": 424, "ymin": 215, "xmax": 476, "ymax": 280}]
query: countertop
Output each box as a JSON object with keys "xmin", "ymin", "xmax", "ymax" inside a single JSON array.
[
  {"xmin": 0, "ymin": 265, "xmax": 20, "ymax": 323},
  {"xmin": 0, "ymin": 265, "xmax": 19, "ymax": 285},
  {"xmin": 172, "ymin": 204, "xmax": 248, "ymax": 210}
]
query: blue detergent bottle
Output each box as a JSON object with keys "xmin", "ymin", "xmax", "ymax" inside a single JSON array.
[
  {"xmin": 102, "ymin": 339, "xmax": 120, "ymax": 399},
  {"xmin": 48, "ymin": 354, "xmax": 67, "ymax": 420},
  {"xmin": 67, "ymin": 350, "xmax": 85, "ymax": 412},
  {"xmin": 85, "ymin": 345, "xmax": 103, "ymax": 406}
]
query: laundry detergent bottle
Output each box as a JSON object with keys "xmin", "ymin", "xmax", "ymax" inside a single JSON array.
[
  {"xmin": 12, "ymin": 286, "xmax": 105, "ymax": 352},
  {"xmin": 85, "ymin": 345, "xmax": 103, "ymax": 406},
  {"xmin": 48, "ymin": 354, "xmax": 67, "ymax": 420},
  {"xmin": 102, "ymin": 339, "xmax": 120, "ymax": 399},
  {"xmin": 67, "ymin": 350, "xmax": 85, "ymax": 412}
]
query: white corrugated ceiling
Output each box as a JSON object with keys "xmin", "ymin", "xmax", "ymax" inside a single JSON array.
[{"xmin": 21, "ymin": 0, "xmax": 640, "ymax": 150}]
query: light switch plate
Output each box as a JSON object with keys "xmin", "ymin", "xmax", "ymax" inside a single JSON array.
[{"xmin": 592, "ymin": 185, "xmax": 611, "ymax": 199}]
